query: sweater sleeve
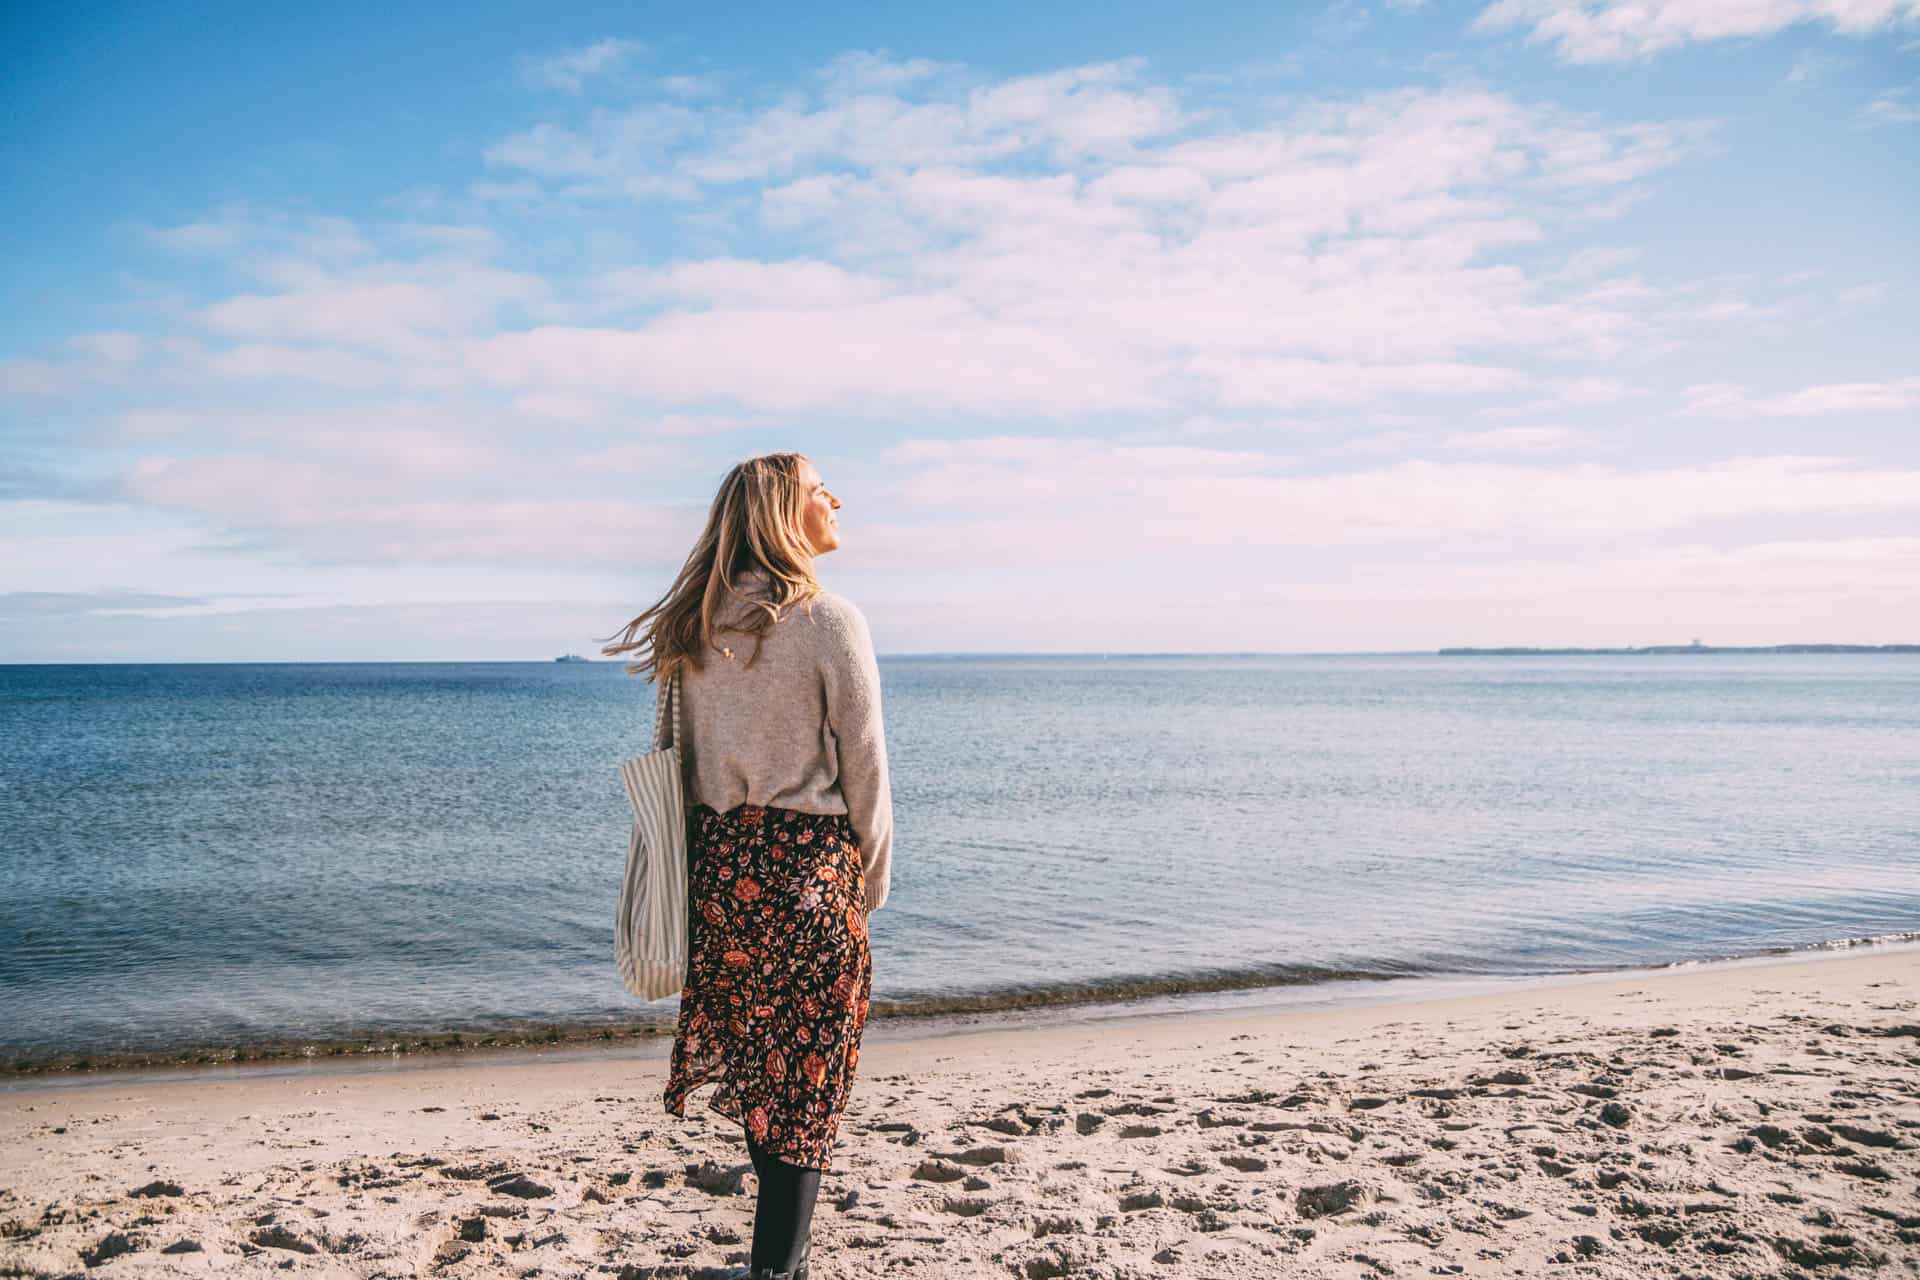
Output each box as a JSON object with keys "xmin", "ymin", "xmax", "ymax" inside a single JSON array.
[{"xmin": 819, "ymin": 596, "xmax": 894, "ymax": 914}]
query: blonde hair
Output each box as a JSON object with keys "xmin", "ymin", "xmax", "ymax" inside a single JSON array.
[{"xmin": 601, "ymin": 452, "xmax": 823, "ymax": 679}]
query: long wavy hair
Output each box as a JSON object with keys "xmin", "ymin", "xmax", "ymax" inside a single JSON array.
[{"xmin": 601, "ymin": 452, "xmax": 823, "ymax": 680}]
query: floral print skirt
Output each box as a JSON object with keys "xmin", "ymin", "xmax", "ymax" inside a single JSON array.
[{"xmin": 663, "ymin": 802, "xmax": 874, "ymax": 1172}]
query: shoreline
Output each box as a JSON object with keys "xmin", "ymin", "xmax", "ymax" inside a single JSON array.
[
  {"xmin": 4, "ymin": 946, "xmax": 1916, "ymax": 1277},
  {"xmin": 8, "ymin": 938, "xmax": 1917, "ymax": 1094}
]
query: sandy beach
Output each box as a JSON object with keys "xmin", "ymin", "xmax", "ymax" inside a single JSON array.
[{"xmin": 3, "ymin": 949, "xmax": 1916, "ymax": 1278}]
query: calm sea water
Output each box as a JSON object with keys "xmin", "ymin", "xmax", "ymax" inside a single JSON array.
[{"xmin": 2, "ymin": 656, "xmax": 1917, "ymax": 1066}]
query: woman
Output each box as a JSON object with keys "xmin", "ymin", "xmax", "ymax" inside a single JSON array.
[{"xmin": 603, "ymin": 452, "xmax": 893, "ymax": 1280}]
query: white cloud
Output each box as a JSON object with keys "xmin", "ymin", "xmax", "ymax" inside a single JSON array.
[
  {"xmin": 1558, "ymin": 376, "xmax": 1641, "ymax": 404},
  {"xmin": 601, "ymin": 258, "xmax": 899, "ymax": 308},
  {"xmin": 456, "ymin": 79, "xmax": 1701, "ymax": 416},
  {"xmin": 1227, "ymin": 536, "xmax": 1920, "ymax": 646},
  {"xmin": 43, "ymin": 220, "xmax": 544, "ymax": 394},
  {"xmin": 35, "ymin": 69, "xmax": 1712, "ymax": 437},
  {"xmin": 969, "ymin": 60, "xmax": 1184, "ymax": 154},
  {"xmin": 111, "ymin": 402, "xmax": 523, "ymax": 473},
  {"xmin": 66, "ymin": 331, "xmax": 143, "ymax": 363},
  {"xmin": 122, "ymin": 453, "xmax": 698, "ymax": 566},
  {"xmin": 14, "ymin": 47, "xmax": 1910, "ymax": 656},
  {"xmin": 1686, "ymin": 376, "xmax": 1920, "ymax": 415},
  {"xmin": 1552, "ymin": 246, "xmax": 1644, "ymax": 279},
  {"xmin": 522, "ymin": 38, "xmax": 645, "ymax": 94},
  {"xmin": 1216, "ymin": 536, "xmax": 1920, "ymax": 611},
  {"xmin": 1785, "ymin": 48, "xmax": 1849, "ymax": 83},
  {"xmin": 1, "ymin": 335, "xmax": 146, "ymax": 395},
  {"xmin": 1861, "ymin": 82, "xmax": 1920, "ymax": 125},
  {"xmin": 0, "ymin": 501, "xmax": 647, "ymax": 660},
  {"xmin": 84, "ymin": 395, "xmax": 751, "ymax": 572},
  {"xmin": 140, "ymin": 218, "xmax": 249, "ymax": 254},
  {"xmin": 484, "ymin": 106, "xmax": 705, "ymax": 187},
  {"xmin": 570, "ymin": 442, "xmax": 688, "ymax": 474},
  {"xmin": 1329, "ymin": 430, "xmax": 1424, "ymax": 456},
  {"xmin": 198, "ymin": 341, "xmax": 453, "ymax": 390},
  {"xmin": 819, "ymin": 50, "xmax": 954, "ymax": 96},
  {"xmin": 1444, "ymin": 426, "xmax": 1579, "ymax": 451},
  {"xmin": 1838, "ymin": 281, "xmax": 1891, "ymax": 307},
  {"xmin": 870, "ymin": 439, "xmax": 1920, "ymax": 560},
  {"xmin": 463, "ymin": 301, "xmax": 1160, "ymax": 416},
  {"xmin": 1192, "ymin": 354, "xmax": 1526, "ymax": 408},
  {"xmin": 199, "ymin": 272, "xmax": 533, "ymax": 354},
  {"xmin": 393, "ymin": 223, "xmax": 506, "ymax": 257},
  {"xmin": 0, "ymin": 589, "xmax": 212, "ymax": 617},
  {"xmin": 1474, "ymin": 0, "xmax": 1920, "ymax": 63},
  {"xmin": 159, "ymin": 430, "xmax": 1920, "ymax": 571}
]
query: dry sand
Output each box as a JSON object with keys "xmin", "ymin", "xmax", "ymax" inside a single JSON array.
[{"xmin": 3, "ymin": 948, "xmax": 1917, "ymax": 1278}]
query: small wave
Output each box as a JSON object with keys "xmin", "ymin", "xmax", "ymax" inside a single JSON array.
[
  {"xmin": 865, "ymin": 960, "xmax": 1429, "ymax": 1021},
  {"xmin": 7, "ymin": 931, "xmax": 1916, "ymax": 1083},
  {"xmin": 1647, "ymin": 930, "xmax": 1920, "ymax": 971}
]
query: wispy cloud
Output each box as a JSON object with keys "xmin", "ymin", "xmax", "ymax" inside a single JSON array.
[
  {"xmin": 1685, "ymin": 376, "xmax": 1920, "ymax": 416},
  {"xmin": 1837, "ymin": 281, "xmax": 1891, "ymax": 307},
  {"xmin": 1785, "ymin": 48, "xmax": 1849, "ymax": 84},
  {"xmin": 5, "ymin": 40, "xmax": 1917, "ymax": 654},
  {"xmin": 1, "ymin": 53, "xmax": 1809, "ymax": 573},
  {"xmin": 122, "ymin": 453, "xmax": 700, "ymax": 566},
  {"xmin": 1474, "ymin": 0, "xmax": 1920, "ymax": 64},
  {"xmin": 0, "ymin": 590, "xmax": 211, "ymax": 617},
  {"xmin": 1860, "ymin": 81, "xmax": 1920, "ymax": 125},
  {"xmin": 872, "ymin": 439, "xmax": 1920, "ymax": 559},
  {"xmin": 1443, "ymin": 426, "xmax": 1579, "ymax": 451},
  {"xmin": 464, "ymin": 70, "xmax": 1702, "ymax": 415},
  {"xmin": 522, "ymin": 38, "xmax": 645, "ymax": 94}
]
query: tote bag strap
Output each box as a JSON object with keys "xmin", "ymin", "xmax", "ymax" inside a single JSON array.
[
  {"xmin": 671, "ymin": 670, "xmax": 682, "ymax": 752},
  {"xmin": 651, "ymin": 669, "xmax": 683, "ymax": 753}
]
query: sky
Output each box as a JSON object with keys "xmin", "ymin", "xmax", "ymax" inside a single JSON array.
[{"xmin": 2, "ymin": 0, "xmax": 1917, "ymax": 660}]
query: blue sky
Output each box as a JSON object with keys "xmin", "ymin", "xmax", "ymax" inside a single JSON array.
[{"xmin": 3, "ymin": 0, "xmax": 1917, "ymax": 659}]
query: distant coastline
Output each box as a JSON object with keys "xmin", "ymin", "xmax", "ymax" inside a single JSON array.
[{"xmin": 1439, "ymin": 643, "xmax": 1920, "ymax": 655}]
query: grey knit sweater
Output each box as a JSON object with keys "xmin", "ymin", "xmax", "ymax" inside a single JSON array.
[{"xmin": 658, "ymin": 570, "xmax": 894, "ymax": 914}]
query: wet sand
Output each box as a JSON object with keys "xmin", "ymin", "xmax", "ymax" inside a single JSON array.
[{"xmin": 2, "ymin": 948, "xmax": 1916, "ymax": 1277}]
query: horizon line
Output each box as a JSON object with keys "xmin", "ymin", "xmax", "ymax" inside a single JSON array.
[{"xmin": 4, "ymin": 643, "xmax": 1919, "ymax": 667}]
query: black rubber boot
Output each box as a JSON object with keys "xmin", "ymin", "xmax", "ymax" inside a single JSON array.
[
  {"xmin": 744, "ymin": 1132, "xmax": 820, "ymax": 1278},
  {"xmin": 743, "ymin": 1235, "xmax": 810, "ymax": 1280},
  {"xmin": 745, "ymin": 1234, "xmax": 810, "ymax": 1279}
]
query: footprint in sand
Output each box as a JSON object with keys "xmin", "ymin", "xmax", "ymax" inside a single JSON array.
[{"xmin": 911, "ymin": 1159, "xmax": 968, "ymax": 1183}]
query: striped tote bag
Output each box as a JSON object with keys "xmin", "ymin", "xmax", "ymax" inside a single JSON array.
[{"xmin": 615, "ymin": 672, "xmax": 690, "ymax": 1001}]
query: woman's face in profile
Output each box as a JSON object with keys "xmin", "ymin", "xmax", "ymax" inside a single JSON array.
[{"xmin": 798, "ymin": 459, "xmax": 842, "ymax": 556}]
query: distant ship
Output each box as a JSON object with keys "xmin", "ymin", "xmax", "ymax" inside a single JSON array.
[{"xmin": 553, "ymin": 653, "xmax": 592, "ymax": 664}]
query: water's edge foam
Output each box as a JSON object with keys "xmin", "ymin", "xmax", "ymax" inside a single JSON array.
[{"xmin": 6, "ymin": 930, "xmax": 1917, "ymax": 1084}]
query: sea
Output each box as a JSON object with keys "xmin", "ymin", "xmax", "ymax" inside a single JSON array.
[{"xmin": 2, "ymin": 655, "xmax": 1917, "ymax": 1074}]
